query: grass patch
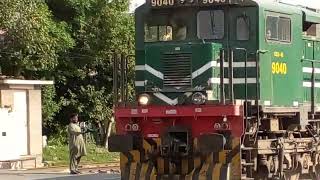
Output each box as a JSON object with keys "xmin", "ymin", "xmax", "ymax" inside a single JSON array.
[{"xmin": 43, "ymin": 143, "xmax": 119, "ymax": 166}]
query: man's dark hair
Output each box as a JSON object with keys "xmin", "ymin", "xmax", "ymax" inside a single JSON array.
[{"xmin": 69, "ymin": 113, "xmax": 78, "ymax": 119}]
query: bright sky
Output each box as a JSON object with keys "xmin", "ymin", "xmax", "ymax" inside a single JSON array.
[{"xmin": 129, "ymin": 0, "xmax": 320, "ymax": 12}]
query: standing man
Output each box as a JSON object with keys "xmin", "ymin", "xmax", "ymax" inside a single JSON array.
[{"xmin": 68, "ymin": 113, "xmax": 87, "ymax": 174}]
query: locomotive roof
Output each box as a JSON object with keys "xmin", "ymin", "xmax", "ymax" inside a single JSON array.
[
  {"xmin": 135, "ymin": 0, "xmax": 320, "ymax": 23},
  {"xmin": 255, "ymin": 0, "xmax": 320, "ymax": 23}
]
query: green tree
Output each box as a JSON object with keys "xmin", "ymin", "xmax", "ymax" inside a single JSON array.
[
  {"xmin": 0, "ymin": 0, "xmax": 74, "ymax": 135},
  {"xmin": 0, "ymin": 0, "xmax": 74, "ymax": 77},
  {"xmin": 0, "ymin": 0, "xmax": 135, "ymax": 143},
  {"xmin": 46, "ymin": 0, "xmax": 135, "ymax": 144}
]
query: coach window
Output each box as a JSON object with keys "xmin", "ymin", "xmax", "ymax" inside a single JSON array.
[
  {"xmin": 197, "ymin": 10, "xmax": 224, "ymax": 39},
  {"xmin": 237, "ymin": 16, "xmax": 250, "ymax": 40},
  {"xmin": 266, "ymin": 15, "xmax": 291, "ymax": 42}
]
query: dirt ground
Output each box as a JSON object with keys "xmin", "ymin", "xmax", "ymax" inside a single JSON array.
[{"xmin": 0, "ymin": 163, "xmax": 120, "ymax": 180}]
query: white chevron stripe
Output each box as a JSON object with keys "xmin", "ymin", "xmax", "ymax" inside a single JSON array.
[
  {"xmin": 303, "ymin": 81, "xmax": 320, "ymax": 88},
  {"xmin": 135, "ymin": 65, "xmax": 164, "ymax": 79},
  {"xmin": 192, "ymin": 61, "xmax": 217, "ymax": 79},
  {"xmin": 209, "ymin": 78, "xmax": 257, "ymax": 84},
  {"xmin": 302, "ymin": 67, "xmax": 320, "ymax": 74},
  {"xmin": 153, "ymin": 93, "xmax": 178, "ymax": 105},
  {"xmin": 192, "ymin": 61, "xmax": 256, "ymax": 79},
  {"xmin": 233, "ymin": 62, "xmax": 256, "ymax": 68},
  {"xmin": 135, "ymin": 65, "xmax": 145, "ymax": 71},
  {"xmin": 152, "ymin": 86, "xmax": 203, "ymax": 105},
  {"xmin": 135, "ymin": 81, "xmax": 145, "ymax": 87},
  {"xmin": 216, "ymin": 62, "xmax": 256, "ymax": 68},
  {"xmin": 136, "ymin": 61, "xmax": 257, "ymax": 81},
  {"xmin": 153, "ymin": 92, "xmax": 193, "ymax": 105}
]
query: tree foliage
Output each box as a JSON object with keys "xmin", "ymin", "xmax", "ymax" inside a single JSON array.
[
  {"xmin": 0, "ymin": 0, "xmax": 135, "ymax": 141},
  {"xmin": 0, "ymin": 0, "xmax": 74, "ymax": 77}
]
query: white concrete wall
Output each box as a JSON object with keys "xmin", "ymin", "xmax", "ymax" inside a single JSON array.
[
  {"xmin": 27, "ymin": 90, "xmax": 43, "ymax": 165},
  {"xmin": 0, "ymin": 88, "xmax": 43, "ymax": 167},
  {"xmin": 0, "ymin": 109, "xmax": 20, "ymax": 160}
]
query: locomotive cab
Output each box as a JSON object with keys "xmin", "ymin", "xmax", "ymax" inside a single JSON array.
[{"xmin": 135, "ymin": 2, "xmax": 259, "ymax": 105}]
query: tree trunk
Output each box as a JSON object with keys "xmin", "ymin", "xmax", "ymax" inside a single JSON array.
[
  {"xmin": 97, "ymin": 121, "xmax": 105, "ymax": 146},
  {"xmin": 104, "ymin": 116, "xmax": 114, "ymax": 149}
]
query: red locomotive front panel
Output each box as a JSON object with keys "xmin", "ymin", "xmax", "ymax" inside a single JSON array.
[
  {"xmin": 115, "ymin": 104, "xmax": 244, "ymax": 138},
  {"xmin": 109, "ymin": 104, "xmax": 244, "ymax": 179}
]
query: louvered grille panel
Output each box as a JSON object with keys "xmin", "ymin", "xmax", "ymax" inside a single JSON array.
[{"xmin": 162, "ymin": 53, "xmax": 192, "ymax": 88}]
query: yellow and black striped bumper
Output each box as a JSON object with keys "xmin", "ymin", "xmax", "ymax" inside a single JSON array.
[{"xmin": 120, "ymin": 137, "xmax": 241, "ymax": 180}]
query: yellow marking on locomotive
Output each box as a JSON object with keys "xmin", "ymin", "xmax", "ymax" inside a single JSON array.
[
  {"xmin": 198, "ymin": 163, "xmax": 210, "ymax": 180},
  {"xmin": 150, "ymin": 174, "xmax": 157, "ymax": 180},
  {"xmin": 181, "ymin": 158, "xmax": 189, "ymax": 174},
  {"xmin": 131, "ymin": 150, "xmax": 141, "ymax": 162},
  {"xmin": 274, "ymin": 51, "xmax": 284, "ymax": 58},
  {"xmin": 272, "ymin": 62, "xmax": 287, "ymax": 75},
  {"xmin": 219, "ymin": 151, "xmax": 227, "ymax": 164},
  {"xmin": 213, "ymin": 163, "xmax": 222, "ymax": 179},
  {"xmin": 157, "ymin": 157, "xmax": 165, "ymax": 174},
  {"xmin": 206, "ymin": 152, "xmax": 213, "ymax": 163},
  {"xmin": 193, "ymin": 138, "xmax": 202, "ymax": 169},
  {"xmin": 120, "ymin": 153, "xmax": 128, "ymax": 172},
  {"xmin": 150, "ymin": 165, "xmax": 157, "ymax": 180},
  {"xmin": 169, "ymin": 161, "xmax": 176, "ymax": 174},
  {"xmin": 232, "ymin": 137, "xmax": 240, "ymax": 148},
  {"xmin": 154, "ymin": 138, "xmax": 161, "ymax": 149},
  {"xmin": 143, "ymin": 139, "xmax": 152, "ymax": 153},
  {"xmin": 185, "ymin": 173, "xmax": 193, "ymax": 180},
  {"xmin": 231, "ymin": 137, "xmax": 241, "ymax": 180},
  {"xmin": 139, "ymin": 163, "xmax": 148, "ymax": 180},
  {"xmin": 194, "ymin": 157, "xmax": 201, "ymax": 169},
  {"xmin": 129, "ymin": 162, "xmax": 138, "ymax": 180},
  {"xmin": 231, "ymin": 153, "xmax": 241, "ymax": 180},
  {"xmin": 193, "ymin": 138, "xmax": 199, "ymax": 152}
]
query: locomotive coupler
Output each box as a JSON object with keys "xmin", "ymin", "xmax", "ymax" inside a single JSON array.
[{"xmin": 161, "ymin": 126, "xmax": 191, "ymax": 157}]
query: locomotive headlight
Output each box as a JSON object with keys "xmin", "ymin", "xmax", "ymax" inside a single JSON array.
[
  {"xmin": 138, "ymin": 94, "xmax": 150, "ymax": 106},
  {"xmin": 191, "ymin": 92, "xmax": 206, "ymax": 105}
]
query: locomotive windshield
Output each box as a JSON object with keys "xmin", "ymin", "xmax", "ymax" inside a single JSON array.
[
  {"xmin": 197, "ymin": 10, "xmax": 224, "ymax": 39},
  {"xmin": 144, "ymin": 9, "xmax": 227, "ymax": 42},
  {"xmin": 144, "ymin": 11, "xmax": 188, "ymax": 42}
]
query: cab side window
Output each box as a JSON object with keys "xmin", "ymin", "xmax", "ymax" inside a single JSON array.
[
  {"xmin": 266, "ymin": 15, "xmax": 291, "ymax": 42},
  {"xmin": 236, "ymin": 16, "xmax": 250, "ymax": 40}
]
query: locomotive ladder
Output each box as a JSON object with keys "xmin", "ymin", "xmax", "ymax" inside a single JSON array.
[
  {"xmin": 113, "ymin": 53, "xmax": 133, "ymax": 107},
  {"xmin": 220, "ymin": 48, "xmax": 265, "ymax": 179},
  {"xmin": 241, "ymin": 50, "xmax": 269, "ymax": 179}
]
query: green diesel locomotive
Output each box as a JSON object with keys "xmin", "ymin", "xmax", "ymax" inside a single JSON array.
[{"xmin": 109, "ymin": 0, "xmax": 320, "ymax": 179}]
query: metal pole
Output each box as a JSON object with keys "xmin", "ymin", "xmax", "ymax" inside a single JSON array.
[
  {"xmin": 229, "ymin": 49, "xmax": 234, "ymax": 104},
  {"xmin": 255, "ymin": 51, "xmax": 260, "ymax": 129},
  {"xmin": 113, "ymin": 53, "xmax": 118, "ymax": 106},
  {"xmin": 124, "ymin": 56, "xmax": 128, "ymax": 105},
  {"xmin": 312, "ymin": 62, "xmax": 315, "ymax": 117},
  {"xmin": 235, "ymin": 48, "xmax": 248, "ymax": 117},
  {"xmin": 245, "ymin": 51, "xmax": 248, "ymax": 105},
  {"xmin": 220, "ymin": 49, "xmax": 225, "ymax": 105},
  {"xmin": 120, "ymin": 54, "xmax": 125, "ymax": 103}
]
